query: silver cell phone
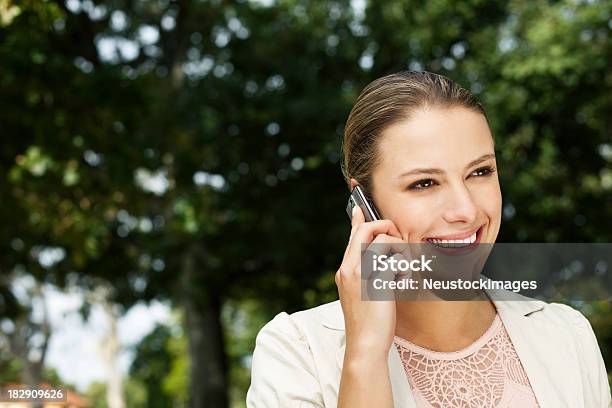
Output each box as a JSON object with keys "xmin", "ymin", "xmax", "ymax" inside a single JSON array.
[{"xmin": 346, "ymin": 185, "xmax": 381, "ymax": 222}]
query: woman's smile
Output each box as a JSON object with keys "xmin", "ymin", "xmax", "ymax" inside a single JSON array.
[{"xmin": 424, "ymin": 223, "xmax": 485, "ymax": 246}]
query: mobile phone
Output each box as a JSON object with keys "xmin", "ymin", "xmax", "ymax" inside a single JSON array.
[{"xmin": 346, "ymin": 185, "xmax": 381, "ymax": 222}]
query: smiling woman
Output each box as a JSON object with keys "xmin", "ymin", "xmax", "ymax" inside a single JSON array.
[
  {"xmin": 364, "ymin": 106, "xmax": 500, "ymax": 246},
  {"xmin": 246, "ymin": 71, "xmax": 611, "ymax": 408}
]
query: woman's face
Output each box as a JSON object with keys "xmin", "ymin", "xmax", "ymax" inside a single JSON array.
[{"xmin": 360, "ymin": 106, "xmax": 501, "ymax": 244}]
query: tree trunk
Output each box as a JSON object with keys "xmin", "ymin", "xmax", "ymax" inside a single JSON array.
[
  {"xmin": 10, "ymin": 283, "xmax": 50, "ymax": 408},
  {"xmin": 101, "ymin": 298, "xmax": 126, "ymax": 408},
  {"xmin": 182, "ymin": 248, "xmax": 228, "ymax": 408}
]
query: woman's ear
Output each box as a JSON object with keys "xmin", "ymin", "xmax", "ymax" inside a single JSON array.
[{"xmin": 349, "ymin": 178, "xmax": 359, "ymax": 190}]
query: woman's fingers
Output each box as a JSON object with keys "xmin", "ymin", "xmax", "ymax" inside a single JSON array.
[
  {"xmin": 351, "ymin": 204, "xmax": 365, "ymax": 229},
  {"xmin": 365, "ymin": 234, "xmax": 411, "ymax": 258},
  {"xmin": 343, "ymin": 219, "xmax": 403, "ymax": 267},
  {"xmin": 344, "ymin": 226, "xmax": 407, "ymax": 275},
  {"xmin": 345, "ymin": 206, "xmax": 365, "ymax": 258},
  {"xmin": 361, "ymin": 235, "xmax": 411, "ymax": 281}
]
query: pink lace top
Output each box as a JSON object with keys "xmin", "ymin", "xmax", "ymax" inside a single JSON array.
[{"xmin": 393, "ymin": 314, "xmax": 540, "ymax": 408}]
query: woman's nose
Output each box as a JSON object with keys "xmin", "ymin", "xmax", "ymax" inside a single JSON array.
[{"xmin": 442, "ymin": 183, "xmax": 478, "ymax": 225}]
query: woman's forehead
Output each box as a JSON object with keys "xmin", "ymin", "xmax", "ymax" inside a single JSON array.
[{"xmin": 376, "ymin": 108, "xmax": 494, "ymax": 171}]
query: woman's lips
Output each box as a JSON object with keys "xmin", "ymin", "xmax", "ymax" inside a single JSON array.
[
  {"xmin": 423, "ymin": 225, "xmax": 485, "ymax": 255},
  {"xmin": 424, "ymin": 225, "xmax": 483, "ymax": 241}
]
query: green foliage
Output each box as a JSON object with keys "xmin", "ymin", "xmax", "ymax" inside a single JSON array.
[
  {"xmin": 85, "ymin": 379, "xmax": 147, "ymax": 408},
  {"xmin": 222, "ymin": 299, "xmax": 271, "ymax": 408},
  {"xmin": 85, "ymin": 382, "xmax": 107, "ymax": 408},
  {"xmin": 129, "ymin": 325, "xmax": 175, "ymax": 408},
  {"xmin": 0, "ymin": 357, "xmax": 22, "ymax": 383},
  {"xmin": 162, "ymin": 330, "xmax": 189, "ymax": 405},
  {"xmin": 0, "ymin": 358, "xmax": 76, "ymax": 399},
  {"xmin": 129, "ymin": 321, "xmax": 188, "ymax": 407}
]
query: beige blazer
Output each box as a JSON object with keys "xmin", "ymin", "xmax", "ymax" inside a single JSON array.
[{"xmin": 246, "ymin": 288, "xmax": 611, "ymax": 407}]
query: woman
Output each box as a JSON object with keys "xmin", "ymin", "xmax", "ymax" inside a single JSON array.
[{"xmin": 246, "ymin": 71, "xmax": 611, "ymax": 407}]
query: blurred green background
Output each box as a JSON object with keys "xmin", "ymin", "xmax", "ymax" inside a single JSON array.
[{"xmin": 0, "ymin": 0, "xmax": 610, "ymax": 407}]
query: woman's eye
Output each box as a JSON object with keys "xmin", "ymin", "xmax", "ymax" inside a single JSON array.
[
  {"xmin": 471, "ymin": 166, "xmax": 496, "ymax": 177},
  {"xmin": 408, "ymin": 179, "xmax": 436, "ymax": 190},
  {"xmin": 407, "ymin": 167, "xmax": 496, "ymax": 191}
]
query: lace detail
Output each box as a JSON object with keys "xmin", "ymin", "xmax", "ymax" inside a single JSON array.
[{"xmin": 393, "ymin": 315, "xmax": 539, "ymax": 408}]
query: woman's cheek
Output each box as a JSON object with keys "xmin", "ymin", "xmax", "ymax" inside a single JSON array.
[
  {"xmin": 396, "ymin": 208, "xmax": 431, "ymax": 243},
  {"xmin": 485, "ymin": 184, "xmax": 503, "ymax": 219}
]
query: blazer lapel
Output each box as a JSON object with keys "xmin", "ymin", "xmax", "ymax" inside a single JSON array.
[
  {"xmin": 490, "ymin": 289, "xmax": 584, "ymax": 408},
  {"xmin": 388, "ymin": 345, "xmax": 417, "ymax": 408}
]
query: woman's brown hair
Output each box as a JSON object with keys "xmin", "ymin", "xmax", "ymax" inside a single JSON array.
[{"xmin": 341, "ymin": 70, "xmax": 491, "ymax": 196}]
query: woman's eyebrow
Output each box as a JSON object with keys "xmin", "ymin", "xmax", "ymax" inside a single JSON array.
[
  {"xmin": 465, "ymin": 153, "xmax": 496, "ymax": 169},
  {"xmin": 396, "ymin": 153, "xmax": 496, "ymax": 179}
]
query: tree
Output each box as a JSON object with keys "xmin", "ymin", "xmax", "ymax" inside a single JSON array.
[
  {"xmin": 2, "ymin": 1, "xmax": 610, "ymax": 407},
  {"xmin": 0, "ymin": 279, "xmax": 52, "ymax": 392}
]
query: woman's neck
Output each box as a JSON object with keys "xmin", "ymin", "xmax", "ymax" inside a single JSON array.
[{"xmin": 394, "ymin": 298, "xmax": 497, "ymax": 352}]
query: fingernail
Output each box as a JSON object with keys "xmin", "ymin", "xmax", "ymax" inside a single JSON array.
[{"xmin": 352, "ymin": 206, "xmax": 358, "ymax": 217}]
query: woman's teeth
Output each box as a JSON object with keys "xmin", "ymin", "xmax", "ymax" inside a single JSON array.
[{"xmin": 426, "ymin": 231, "xmax": 477, "ymax": 247}]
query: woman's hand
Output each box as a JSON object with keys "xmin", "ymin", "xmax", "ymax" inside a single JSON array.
[
  {"xmin": 336, "ymin": 206, "xmax": 408, "ymax": 408},
  {"xmin": 336, "ymin": 205, "xmax": 407, "ymax": 356}
]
